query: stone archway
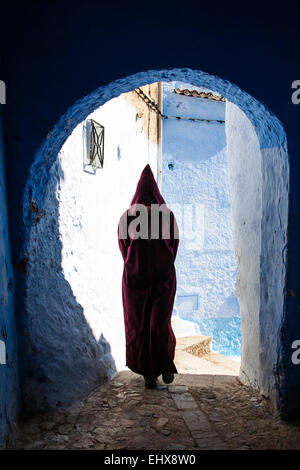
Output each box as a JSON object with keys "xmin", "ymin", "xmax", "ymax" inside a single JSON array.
[{"xmin": 20, "ymin": 68, "xmax": 289, "ymax": 413}]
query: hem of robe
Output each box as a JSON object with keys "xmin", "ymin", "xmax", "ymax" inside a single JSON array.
[{"xmin": 125, "ymin": 363, "xmax": 178, "ymax": 379}]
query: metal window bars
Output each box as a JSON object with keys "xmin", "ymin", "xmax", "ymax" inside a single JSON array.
[{"xmin": 85, "ymin": 118, "xmax": 104, "ymax": 170}]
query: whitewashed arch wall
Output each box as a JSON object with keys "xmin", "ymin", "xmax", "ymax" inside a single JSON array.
[{"xmin": 20, "ymin": 68, "xmax": 289, "ymax": 411}]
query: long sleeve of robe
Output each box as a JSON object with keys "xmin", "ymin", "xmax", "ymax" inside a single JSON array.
[{"xmin": 118, "ymin": 164, "xmax": 179, "ymax": 378}]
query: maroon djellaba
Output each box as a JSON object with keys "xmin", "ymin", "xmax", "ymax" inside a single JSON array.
[{"xmin": 117, "ymin": 164, "xmax": 179, "ymax": 389}]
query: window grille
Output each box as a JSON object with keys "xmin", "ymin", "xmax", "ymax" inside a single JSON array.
[{"xmin": 84, "ymin": 118, "xmax": 104, "ymax": 170}]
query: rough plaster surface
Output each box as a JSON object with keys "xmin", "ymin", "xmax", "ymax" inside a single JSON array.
[
  {"xmin": 226, "ymin": 102, "xmax": 262, "ymax": 387},
  {"xmin": 225, "ymin": 102, "xmax": 289, "ymax": 402},
  {"xmin": 260, "ymin": 145, "xmax": 289, "ymax": 401},
  {"xmin": 0, "ymin": 116, "xmax": 19, "ymax": 447},
  {"xmin": 23, "ymin": 93, "xmax": 159, "ymax": 411},
  {"xmin": 123, "ymin": 83, "xmax": 159, "ymax": 145},
  {"xmin": 20, "ymin": 68, "xmax": 289, "ymax": 413}
]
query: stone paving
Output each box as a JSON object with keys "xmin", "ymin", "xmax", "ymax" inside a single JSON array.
[
  {"xmin": 9, "ymin": 371, "xmax": 228, "ymax": 450},
  {"xmin": 8, "ymin": 341, "xmax": 300, "ymax": 450}
]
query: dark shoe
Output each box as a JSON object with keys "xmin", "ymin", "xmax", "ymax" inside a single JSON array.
[
  {"xmin": 162, "ymin": 372, "xmax": 174, "ymax": 384},
  {"xmin": 143, "ymin": 376, "xmax": 157, "ymax": 389}
]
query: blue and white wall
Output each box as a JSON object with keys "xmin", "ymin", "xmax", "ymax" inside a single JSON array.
[
  {"xmin": 225, "ymin": 101, "xmax": 289, "ymax": 396},
  {"xmin": 22, "ymin": 90, "xmax": 160, "ymax": 411},
  {"xmin": 161, "ymin": 81, "xmax": 240, "ymax": 358},
  {"xmin": 0, "ymin": 115, "xmax": 19, "ymax": 448},
  {"xmin": 17, "ymin": 68, "xmax": 290, "ymax": 416}
]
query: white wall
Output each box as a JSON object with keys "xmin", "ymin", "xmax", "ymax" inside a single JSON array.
[
  {"xmin": 24, "ymin": 93, "xmax": 159, "ymax": 408},
  {"xmin": 225, "ymin": 102, "xmax": 262, "ymax": 384},
  {"xmin": 161, "ymin": 81, "xmax": 240, "ymax": 356},
  {"xmin": 58, "ymin": 95, "xmax": 159, "ymax": 370},
  {"xmin": 225, "ymin": 102, "xmax": 289, "ymax": 397}
]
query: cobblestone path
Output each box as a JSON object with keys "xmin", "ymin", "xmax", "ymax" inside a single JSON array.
[{"xmin": 9, "ymin": 370, "xmax": 300, "ymax": 450}]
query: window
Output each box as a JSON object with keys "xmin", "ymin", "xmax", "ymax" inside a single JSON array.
[{"xmin": 84, "ymin": 118, "xmax": 104, "ymax": 170}]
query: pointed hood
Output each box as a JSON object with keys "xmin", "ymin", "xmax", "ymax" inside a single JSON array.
[{"xmin": 130, "ymin": 164, "xmax": 166, "ymax": 205}]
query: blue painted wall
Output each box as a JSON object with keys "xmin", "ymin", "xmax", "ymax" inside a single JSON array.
[
  {"xmin": 0, "ymin": 112, "xmax": 19, "ymax": 448},
  {"xmin": 161, "ymin": 82, "xmax": 241, "ymax": 358},
  {"xmin": 0, "ymin": 0, "xmax": 300, "ymax": 423}
]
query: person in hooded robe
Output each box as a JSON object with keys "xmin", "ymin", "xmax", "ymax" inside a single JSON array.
[{"xmin": 117, "ymin": 164, "xmax": 179, "ymax": 389}]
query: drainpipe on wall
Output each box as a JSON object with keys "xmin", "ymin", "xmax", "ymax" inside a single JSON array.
[{"xmin": 157, "ymin": 81, "xmax": 163, "ymax": 191}]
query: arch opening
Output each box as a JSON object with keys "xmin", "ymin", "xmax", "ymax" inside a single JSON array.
[{"xmin": 19, "ymin": 68, "xmax": 289, "ymax": 413}]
